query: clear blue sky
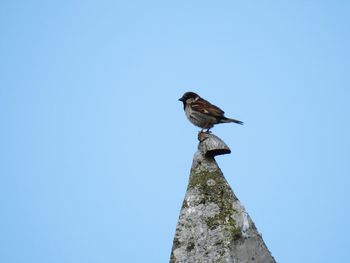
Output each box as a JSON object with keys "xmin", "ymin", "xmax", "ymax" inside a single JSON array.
[{"xmin": 1, "ymin": 1, "xmax": 349, "ymax": 262}]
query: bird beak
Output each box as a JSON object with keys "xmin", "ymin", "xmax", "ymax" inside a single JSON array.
[{"xmin": 178, "ymin": 97, "xmax": 183, "ymax": 101}]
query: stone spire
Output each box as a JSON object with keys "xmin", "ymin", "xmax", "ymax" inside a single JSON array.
[{"xmin": 170, "ymin": 132, "xmax": 276, "ymax": 263}]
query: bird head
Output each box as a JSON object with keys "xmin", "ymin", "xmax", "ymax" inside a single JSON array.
[
  {"xmin": 179, "ymin": 92, "xmax": 200, "ymax": 102},
  {"xmin": 179, "ymin": 92, "xmax": 200, "ymax": 109}
]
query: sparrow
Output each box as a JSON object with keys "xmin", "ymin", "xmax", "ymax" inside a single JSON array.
[{"xmin": 179, "ymin": 92, "xmax": 243, "ymax": 132}]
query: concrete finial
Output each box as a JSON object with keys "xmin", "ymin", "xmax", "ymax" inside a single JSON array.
[{"xmin": 197, "ymin": 132, "xmax": 231, "ymax": 157}]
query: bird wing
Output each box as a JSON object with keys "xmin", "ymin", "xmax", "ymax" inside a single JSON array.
[{"xmin": 191, "ymin": 99, "xmax": 225, "ymax": 118}]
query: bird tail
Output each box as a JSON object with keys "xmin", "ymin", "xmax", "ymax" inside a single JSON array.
[{"xmin": 221, "ymin": 117, "xmax": 244, "ymax": 125}]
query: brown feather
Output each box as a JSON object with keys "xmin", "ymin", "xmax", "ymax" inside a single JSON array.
[{"xmin": 190, "ymin": 98, "xmax": 225, "ymax": 118}]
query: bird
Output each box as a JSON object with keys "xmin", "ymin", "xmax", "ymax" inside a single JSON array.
[{"xmin": 178, "ymin": 91, "xmax": 243, "ymax": 132}]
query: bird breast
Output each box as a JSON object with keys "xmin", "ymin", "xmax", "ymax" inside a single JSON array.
[{"xmin": 185, "ymin": 104, "xmax": 216, "ymax": 128}]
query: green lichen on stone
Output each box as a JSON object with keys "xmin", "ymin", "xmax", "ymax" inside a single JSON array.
[
  {"xmin": 227, "ymin": 225, "xmax": 243, "ymax": 241},
  {"xmin": 188, "ymin": 168, "xmax": 242, "ymax": 241}
]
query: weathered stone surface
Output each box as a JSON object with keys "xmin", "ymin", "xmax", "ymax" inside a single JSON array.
[{"xmin": 170, "ymin": 133, "xmax": 276, "ymax": 263}]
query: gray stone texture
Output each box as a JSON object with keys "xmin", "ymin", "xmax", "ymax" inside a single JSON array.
[{"xmin": 170, "ymin": 133, "xmax": 276, "ymax": 263}]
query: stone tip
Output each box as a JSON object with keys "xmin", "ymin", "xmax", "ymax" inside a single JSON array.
[{"xmin": 197, "ymin": 132, "xmax": 231, "ymax": 157}]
